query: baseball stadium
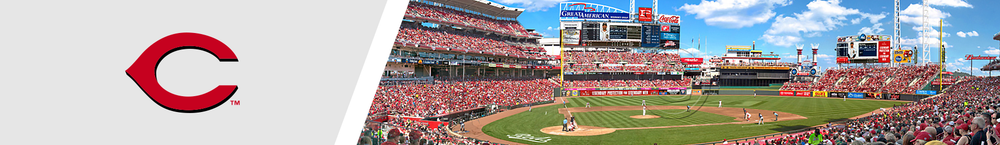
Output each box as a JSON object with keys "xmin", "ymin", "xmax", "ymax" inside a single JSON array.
[{"xmin": 357, "ymin": 0, "xmax": 1000, "ymax": 145}]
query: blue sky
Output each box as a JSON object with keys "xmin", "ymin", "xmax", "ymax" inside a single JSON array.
[{"xmin": 491, "ymin": 0, "xmax": 1000, "ymax": 75}]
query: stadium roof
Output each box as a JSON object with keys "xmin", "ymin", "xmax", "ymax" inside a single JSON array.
[
  {"xmin": 425, "ymin": 0, "xmax": 524, "ymax": 19},
  {"xmin": 994, "ymin": 31, "xmax": 1000, "ymax": 41}
]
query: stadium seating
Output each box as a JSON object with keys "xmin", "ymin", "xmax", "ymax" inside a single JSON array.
[
  {"xmin": 404, "ymin": 2, "xmax": 532, "ymax": 37},
  {"xmin": 563, "ymin": 51, "xmax": 681, "ymax": 72},
  {"xmin": 368, "ymin": 79, "xmax": 557, "ymax": 118},
  {"xmin": 565, "ymin": 79, "xmax": 692, "ymax": 88},
  {"xmin": 762, "ymin": 76, "xmax": 1000, "ymax": 144},
  {"xmin": 395, "ymin": 24, "xmax": 549, "ymax": 59},
  {"xmin": 782, "ymin": 65, "xmax": 940, "ymax": 94}
]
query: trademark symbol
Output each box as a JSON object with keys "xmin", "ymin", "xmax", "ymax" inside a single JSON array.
[{"xmin": 230, "ymin": 100, "xmax": 240, "ymax": 105}]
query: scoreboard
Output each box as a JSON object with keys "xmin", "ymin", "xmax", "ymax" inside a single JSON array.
[
  {"xmin": 835, "ymin": 34, "xmax": 892, "ymax": 63},
  {"xmin": 640, "ymin": 25, "xmax": 660, "ymax": 47},
  {"xmin": 580, "ymin": 23, "xmax": 601, "ymax": 41},
  {"xmin": 566, "ymin": 22, "xmax": 680, "ymax": 49}
]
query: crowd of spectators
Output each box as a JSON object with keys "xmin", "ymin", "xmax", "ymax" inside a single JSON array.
[
  {"xmin": 565, "ymin": 79, "xmax": 693, "ymax": 88},
  {"xmin": 362, "ymin": 78, "xmax": 556, "ymax": 145},
  {"xmin": 563, "ymin": 51, "xmax": 682, "ymax": 72},
  {"xmin": 359, "ymin": 117, "xmax": 497, "ymax": 145},
  {"xmin": 734, "ymin": 76, "xmax": 1000, "ymax": 145},
  {"xmin": 780, "ymin": 82, "xmax": 814, "ymax": 91},
  {"xmin": 368, "ymin": 78, "xmax": 557, "ymax": 118},
  {"xmin": 395, "ymin": 23, "xmax": 548, "ymax": 59},
  {"xmin": 404, "ymin": 2, "xmax": 531, "ymax": 37},
  {"xmin": 782, "ymin": 65, "xmax": 940, "ymax": 94}
]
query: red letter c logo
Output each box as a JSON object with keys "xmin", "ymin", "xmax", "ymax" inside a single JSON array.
[{"xmin": 126, "ymin": 32, "xmax": 238, "ymax": 113}]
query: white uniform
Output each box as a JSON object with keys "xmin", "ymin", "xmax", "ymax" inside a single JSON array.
[
  {"xmin": 719, "ymin": 100, "xmax": 722, "ymax": 107},
  {"xmin": 642, "ymin": 100, "xmax": 646, "ymax": 115}
]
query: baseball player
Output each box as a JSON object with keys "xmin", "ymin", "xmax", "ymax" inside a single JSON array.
[
  {"xmin": 745, "ymin": 112, "xmax": 751, "ymax": 121},
  {"xmin": 758, "ymin": 113, "xmax": 763, "ymax": 125},
  {"xmin": 686, "ymin": 105, "xmax": 690, "ymax": 112},
  {"xmin": 774, "ymin": 112, "xmax": 778, "ymax": 121},
  {"xmin": 642, "ymin": 99, "xmax": 647, "ymax": 116},
  {"xmin": 719, "ymin": 100, "xmax": 722, "ymax": 108},
  {"xmin": 754, "ymin": 90, "xmax": 757, "ymax": 98},
  {"xmin": 586, "ymin": 102, "xmax": 590, "ymax": 108}
]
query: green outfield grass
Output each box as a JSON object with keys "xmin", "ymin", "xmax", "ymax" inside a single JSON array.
[
  {"xmin": 481, "ymin": 95, "xmax": 907, "ymax": 145},
  {"xmin": 573, "ymin": 109, "xmax": 736, "ymax": 128}
]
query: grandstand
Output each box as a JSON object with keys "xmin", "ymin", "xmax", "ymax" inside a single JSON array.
[
  {"xmin": 562, "ymin": 49, "xmax": 681, "ymax": 73},
  {"xmin": 745, "ymin": 76, "xmax": 1000, "ymax": 144},
  {"xmin": 779, "ymin": 64, "xmax": 941, "ymax": 94},
  {"xmin": 363, "ymin": 0, "xmax": 559, "ymax": 144},
  {"xmin": 561, "ymin": 48, "xmax": 692, "ymax": 88}
]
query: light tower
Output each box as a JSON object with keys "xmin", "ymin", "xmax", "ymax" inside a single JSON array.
[
  {"xmin": 920, "ymin": 0, "xmax": 931, "ymax": 64},
  {"xmin": 894, "ymin": 0, "xmax": 901, "ymax": 64}
]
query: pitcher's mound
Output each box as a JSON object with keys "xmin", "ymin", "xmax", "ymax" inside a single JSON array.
[
  {"xmin": 540, "ymin": 126, "xmax": 616, "ymax": 136},
  {"xmin": 630, "ymin": 115, "xmax": 661, "ymax": 119}
]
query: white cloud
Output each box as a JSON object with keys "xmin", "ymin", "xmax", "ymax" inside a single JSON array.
[
  {"xmin": 547, "ymin": 26, "xmax": 553, "ymax": 31},
  {"xmin": 986, "ymin": 47, "xmax": 1000, "ymax": 55},
  {"xmin": 927, "ymin": 0, "xmax": 973, "ymax": 8},
  {"xmin": 899, "ymin": 4, "xmax": 951, "ymax": 27},
  {"xmin": 858, "ymin": 23, "xmax": 885, "ymax": 35},
  {"xmin": 760, "ymin": 34, "xmax": 804, "ymax": 47},
  {"xmin": 859, "ymin": 12, "xmax": 887, "ymax": 24},
  {"xmin": 956, "ymin": 31, "xmax": 979, "ymax": 38},
  {"xmin": 678, "ymin": 0, "xmax": 793, "ymax": 29},
  {"xmin": 760, "ymin": 0, "xmax": 875, "ymax": 47},
  {"xmin": 495, "ymin": 0, "xmax": 567, "ymax": 12},
  {"xmin": 850, "ymin": 18, "xmax": 862, "ymax": 24}
]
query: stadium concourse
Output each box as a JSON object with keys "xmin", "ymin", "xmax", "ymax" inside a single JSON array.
[
  {"xmin": 780, "ymin": 64, "xmax": 941, "ymax": 94},
  {"xmin": 730, "ymin": 77, "xmax": 1000, "ymax": 145}
]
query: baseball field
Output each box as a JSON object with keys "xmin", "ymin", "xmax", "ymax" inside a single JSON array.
[{"xmin": 461, "ymin": 95, "xmax": 907, "ymax": 145}]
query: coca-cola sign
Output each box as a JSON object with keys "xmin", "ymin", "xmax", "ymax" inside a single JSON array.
[
  {"xmin": 658, "ymin": 15, "xmax": 680, "ymax": 24},
  {"xmin": 966, "ymin": 55, "xmax": 997, "ymax": 60}
]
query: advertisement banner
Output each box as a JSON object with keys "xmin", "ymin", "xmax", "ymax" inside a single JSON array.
[
  {"xmin": 720, "ymin": 66, "xmax": 791, "ymax": 70},
  {"xmin": 661, "ymin": 40, "xmax": 680, "ymax": 49},
  {"xmin": 878, "ymin": 41, "xmax": 891, "ymax": 63},
  {"xmin": 637, "ymin": 7, "xmax": 653, "ymax": 22},
  {"xmin": 579, "ymin": 90, "xmax": 659, "ymax": 96},
  {"xmin": 662, "ymin": 25, "xmax": 680, "ymax": 33},
  {"xmin": 657, "ymin": 15, "xmax": 680, "ymax": 23},
  {"xmin": 680, "ymin": 58, "xmax": 703, "ymax": 65},
  {"xmin": 660, "ymin": 32, "xmax": 680, "ymax": 41},
  {"xmin": 795, "ymin": 91, "xmax": 811, "ymax": 97},
  {"xmin": 966, "ymin": 55, "xmax": 998, "ymax": 60},
  {"xmin": 779, "ymin": 91, "xmax": 795, "ymax": 96},
  {"xmin": 914, "ymin": 90, "xmax": 937, "ymax": 95},
  {"xmin": 813, "ymin": 91, "xmax": 828, "ymax": 97},
  {"xmin": 837, "ymin": 57, "xmax": 849, "ymax": 63},
  {"xmin": 847, "ymin": 92, "xmax": 865, "ymax": 99},
  {"xmin": 893, "ymin": 50, "xmax": 912, "ymax": 63},
  {"xmin": 560, "ymin": 10, "xmax": 630, "ymax": 20},
  {"xmin": 562, "ymin": 29, "xmax": 581, "ymax": 45}
]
